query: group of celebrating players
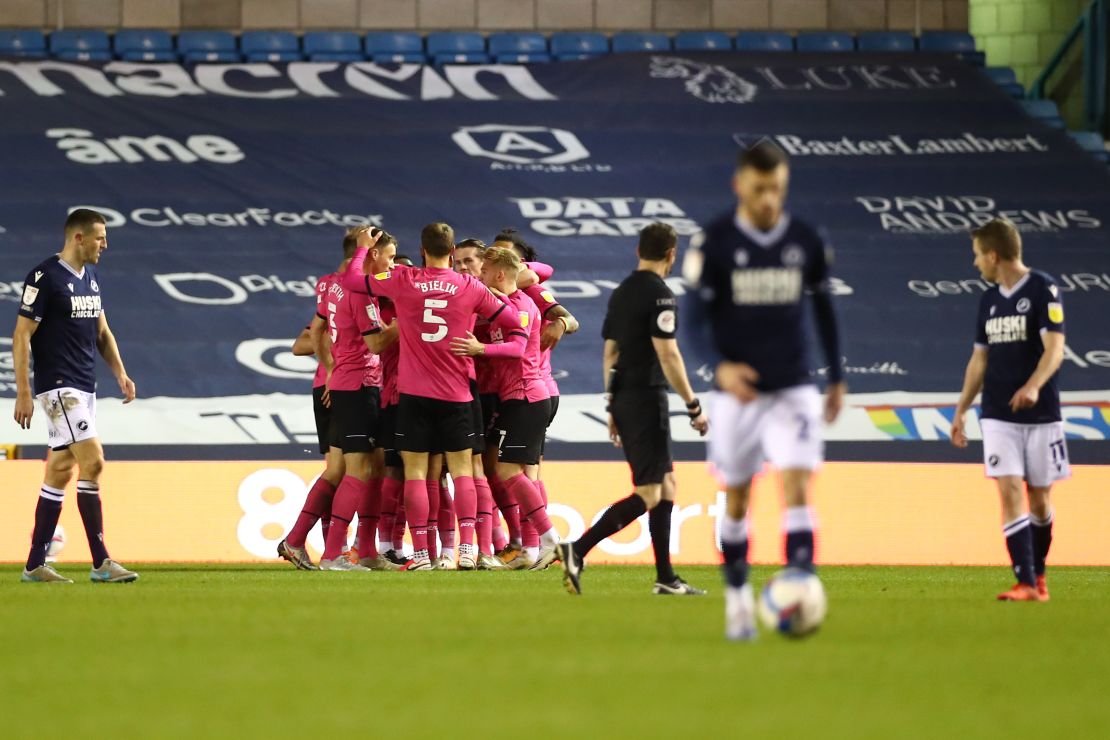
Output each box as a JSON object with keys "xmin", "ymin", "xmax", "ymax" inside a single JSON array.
[
  {"xmin": 278, "ymin": 223, "xmax": 583, "ymax": 574},
  {"xmin": 15, "ymin": 138, "xmax": 1070, "ymax": 640}
]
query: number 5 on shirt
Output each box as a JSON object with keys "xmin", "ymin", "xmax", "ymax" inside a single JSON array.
[{"xmin": 422, "ymin": 298, "xmax": 448, "ymax": 342}]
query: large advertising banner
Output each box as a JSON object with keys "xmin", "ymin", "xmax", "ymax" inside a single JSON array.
[
  {"xmin": 3, "ymin": 460, "xmax": 1109, "ymax": 565},
  {"xmin": 1, "ymin": 54, "xmax": 1109, "ymax": 453}
]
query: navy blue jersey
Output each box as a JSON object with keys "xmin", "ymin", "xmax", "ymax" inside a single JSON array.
[
  {"xmin": 17, "ymin": 255, "xmax": 102, "ymax": 395},
  {"xmin": 975, "ymin": 270, "xmax": 1064, "ymax": 424},
  {"xmin": 683, "ymin": 211, "xmax": 842, "ymax": 392}
]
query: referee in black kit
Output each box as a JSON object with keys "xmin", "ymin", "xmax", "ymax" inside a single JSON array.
[{"xmin": 557, "ymin": 223, "xmax": 709, "ymax": 596}]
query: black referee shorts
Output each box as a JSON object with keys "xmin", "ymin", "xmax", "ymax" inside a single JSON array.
[
  {"xmin": 379, "ymin": 403, "xmax": 403, "ymax": 468},
  {"xmin": 328, "ymin": 386, "xmax": 381, "ymax": 454},
  {"xmin": 612, "ymin": 387, "xmax": 673, "ymax": 486},
  {"xmin": 494, "ymin": 398, "xmax": 551, "ymax": 466},
  {"xmin": 312, "ymin": 385, "xmax": 331, "ymax": 455},
  {"xmin": 396, "ymin": 393, "xmax": 475, "ymax": 454}
]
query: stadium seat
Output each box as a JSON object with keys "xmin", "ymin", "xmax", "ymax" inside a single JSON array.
[
  {"xmin": 549, "ymin": 32, "xmax": 608, "ymax": 60},
  {"xmin": 735, "ymin": 31, "xmax": 793, "ymax": 51},
  {"xmin": 1068, "ymin": 131, "xmax": 1109, "ymax": 163},
  {"xmin": 1020, "ymin": 99, "xmax": 1066, "ymax": 129},
  {"xmin": 49, "ymin": 30, "xmax": 111, "ymax": 61},
  {"xmin": 177, "ymin": 31, "xmax": 239, "ymax": 63},
  {"xmin": 796, "ymin": 32, "xmax": 855, "ymax": 52},
  {"xmin": 364, "ymin": 32, "xmax": 425, "ymax": 63},
  {"xmin": 611, "ymin": 32, "xmax": 672, "ymax": 53},
  {"xmin": 303, "ymin": 31, "xmax": 363, "ymax": 62},
  {"xmin": 426, "ymin": 32, "xmax": 487, "ymax": 64},
  {"xmin": 0, "ymin": 29, "xmax": 47, "ymax": 57},
  {"xmin": 488, "ymin": 32, "xmax": 550, "ymax": 63},
  {"xmin": 984, "ymin": 66, "xmax": 1025, "ymax": 99},
  {"xmin": 674, "ymin": 31, "xmax": 732, "ymax": 51},
  {"xmin": 919, "ymin": 31, "xmax": 984, "ymax": 65},
  {"xmin": 857, "ymin": 31, "xmax": 915, "ymax": 52},
  {"xmin": 240, "ymin": 31, "xmax": 301, "ymax": 62},
  {"xmin": 918, "ymin": 31, "xmax": 975, "ymax": 53},
  {"xmin": 113, "ymin": 29, "xmax": 175, "ymax": 62}
]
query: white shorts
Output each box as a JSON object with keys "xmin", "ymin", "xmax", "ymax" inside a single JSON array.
[
  {"xmin": 36, "ymin": 387, "xmax": 98, "ymax": 451},
  {"xmin": 980, "ymin": 418, "xmax": 1070, "ymax": 488},
  {"xmin": 707, "ymin": 385, "xmax": 824, "ymax": 487}
]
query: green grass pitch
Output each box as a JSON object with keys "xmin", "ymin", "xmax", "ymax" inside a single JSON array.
[{"xmin": 1, "ymin": 564, "xmax": 1108, "ymax": 738}]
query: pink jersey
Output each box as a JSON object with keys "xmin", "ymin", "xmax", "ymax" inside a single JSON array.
[
  {"xmin": 473, "ymin": 318, "xmax": 498, "ymax": 395},
  {"xmin": 311, "ymin": 273, "xmax": 334, "ymax": 388},
  {"xmin": 325, "ymin": 276, "xmax": 382, "ymax": 392},
  {"xmin": 365, "ymin": 265, "xmax": 519, "ymax": 403},
  {"xmin": 523, "ymin": 283, "xmax": 561, "ymax": 397},
  {"xmin": 379, "ymin": 297, "xmax": 400, "ymax": 407},
  {"xmin": 488, "ymin": 290, "xmax": 548, "ymax": 403}
]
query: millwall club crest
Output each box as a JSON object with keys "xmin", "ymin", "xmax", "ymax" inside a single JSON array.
[
  {"xmin": 1016, "ymin": 298, "xmax": 1031, "ymax": 314},
  {"xmin": 91, "ymin": 280, "xmax": 99, "ymax": 292},
  {"xmin": 782, "ymin": 245, "xmax": 805, "ymax": 267},
  {"xmin": 649, "ymin": 56, "xmax": 758, "ymax": 104}
]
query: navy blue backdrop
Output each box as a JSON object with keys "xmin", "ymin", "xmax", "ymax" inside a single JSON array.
[{"xmin": 1, "ymin": 53, "xmax": 1108, "ymax": 453}]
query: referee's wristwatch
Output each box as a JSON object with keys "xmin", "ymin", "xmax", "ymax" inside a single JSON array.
[{"xmin": 685, "ymin": 397, "xmax": 702, "ymax": 420}]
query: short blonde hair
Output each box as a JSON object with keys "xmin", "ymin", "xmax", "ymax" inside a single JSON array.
[{"xmin": 482, "ymin": 246, "xmax": 522, "ymax": 275}]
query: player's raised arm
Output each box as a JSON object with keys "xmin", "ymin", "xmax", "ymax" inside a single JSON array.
[
  {"xmin": 96, "ymin": 312, "xmax": 135, "ymax": 403},
  {"xmin": 340, "ymin": 226, "xmax": 384, "ymax": 293},
  {"xmin": 12, "ymin": 315, "xmax": 39, "ymax": 428}
]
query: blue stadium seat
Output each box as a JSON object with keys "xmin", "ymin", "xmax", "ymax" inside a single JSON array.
[
  {"xmin": 674, "ymin": 31, "xmax": 732, "ymax": 51},
  {"xmin": 49, "ymin": 30, "xmax": 111, "ymax": 61},
  {"xmin": 113, "ymin": 29, "xmax": 175, "ymax": 62},
  {"xmin": 919, "ymin": 31, "xmax": 984, "ymax": 65},
  {"xmin": 611, "ymin": 32, "xmax": 671, "ymax": 53},
  {"xmin": 364, "ymin": 32, "xmax": 424, "ymax": 63},
  {"xmin": 1068, "ymin": 131, "xmax": 1109, "ymax": 163},
  {"xmin": 489, "ymin": 32, "xmax": 550, "ymax": 63},
  {"xmin": 177, "ymin": 31, "xmax": 239, "ymax": 63},
  {"xmin": 857, "ymin": 31, "xmax": 915, "ymax": 52},
  {"xmin": 240, "ymin": 31, "xmax": 301, "ymax": 62},
  {"xmin": 303, "ymin": 31, "xmax": 363, "ymax": 61},
  {"xmin": 426, "ymin": 32, "xmax": 487, "ymax": 64},
  {"xmin": 918, "ymin": 31, "xmax": 975, "ymax": 52},
  {"xmin": 985, "ymin": 66, "xmax": 1024, "ymax": 99},
  {"xmin": 549, "ymin": 32, "xmax": 608, "ymax": 60},
  {"xmin": 735, "ymin": 31, "xmax": 793, "ymax": 51},
  {"xmin": 1020, "ymin": 99, "xmax": 1066, "ymax": 129},
  {"xmin": 796, "ymin": 32, "xmax": 855, "ymax": 52},
  {"xmin": 0, "ymin": 30, "xmax": 47, "ymax": 57}
]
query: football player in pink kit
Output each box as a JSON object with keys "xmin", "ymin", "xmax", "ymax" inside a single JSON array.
[
  {"xmin": 316, "ymin": 233, "xmax": 399, "ymax": 571},
  {"xmin": 488, "ymin": 230, "xmax": 580, "ymax": 567},
  {"xmin": 279, "ymin": 231, "xmax": 358, "ymax": 570},
  {"xmin": 451, "ymin": 247, "xmax": 562, "ymax": 570},
  {"xmin": 346, "ymin": 224, "xmax": 526, "ymax": 571}
]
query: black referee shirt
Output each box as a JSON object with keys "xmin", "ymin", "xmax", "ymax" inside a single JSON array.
[{"xmin": 602, "ymin": 270, "xmax": 677, "ymax": 391}]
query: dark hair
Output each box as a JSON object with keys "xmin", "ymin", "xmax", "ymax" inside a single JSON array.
[
  {"xmin": 737, "ymin": 138, "xmax": 788, "ymax": 172},
  {"xmin": 493, "ymin": 227, "xmax": 537, "ymax": 262},
  {"xmin": 395, "ymin": 254, "xmax": 414, "ymax": 267},
  {"xmin": 65, "ymin": 208, "xmax": 106, "ymax": 236},
  {"xmin": 421, "ymin": 222, "xmax": 455, "ymax": 258},
  {"xmin": 456, "ymin": 238, "xmax": 486, "ymax": 253},
  {"xmin": 971, "ymin": 219, "xmax": 1022, "ymax": 261},
  {"xmin": 638, "ymin": 222, "xmax": 677, "ymax": 261}
]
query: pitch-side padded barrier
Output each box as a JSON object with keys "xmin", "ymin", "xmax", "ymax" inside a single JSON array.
[{"xmin": 2, "ymin": 460, "xmax": 1108, "ymax": 566}]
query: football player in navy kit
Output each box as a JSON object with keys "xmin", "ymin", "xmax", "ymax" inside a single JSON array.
[
  {"xmin": 12, "ymin": 209, "xmax": 138, "ymax": 584},
  {"xmin": 682, "ymin": 140, "xmax": 846, "ymax": 640},
  {"xmin": 951, "ymin": 219, "xmax": 1066, "ymax": 602}
]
